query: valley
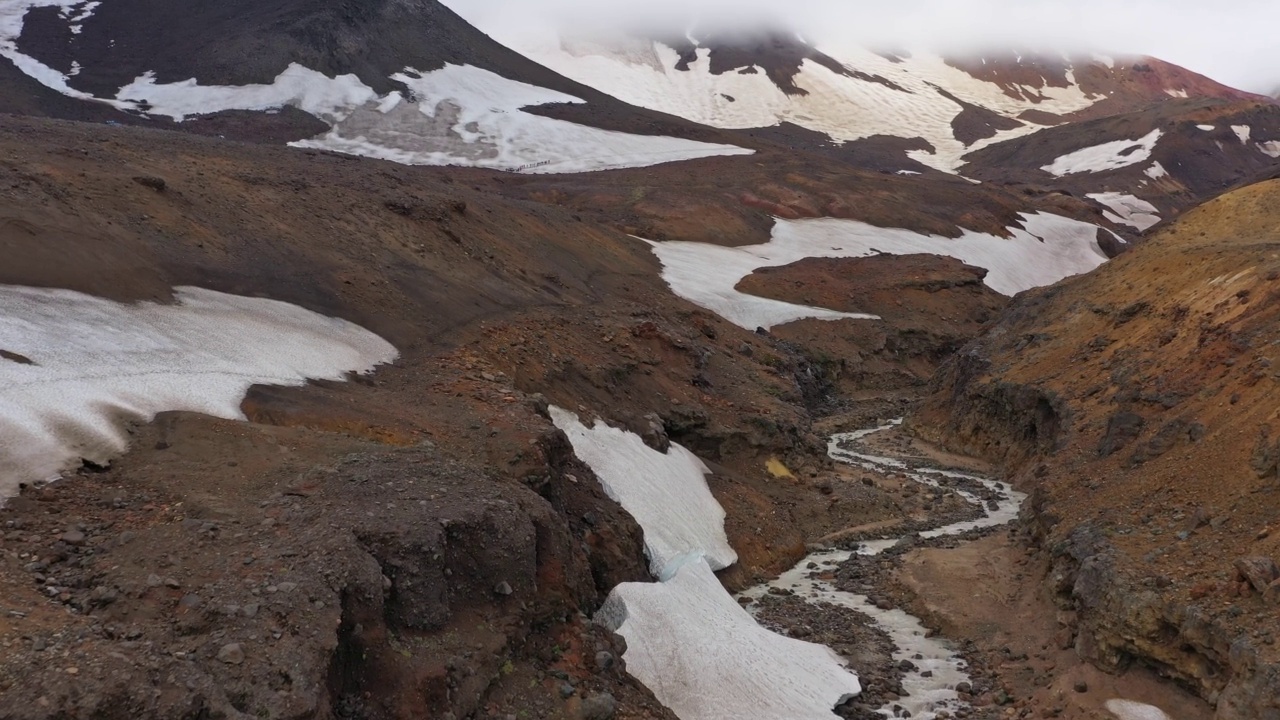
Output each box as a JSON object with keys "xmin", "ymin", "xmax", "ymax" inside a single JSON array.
[{"xmin": 1, "ymin": 1, "xmax": 1279, "ymax": 719}]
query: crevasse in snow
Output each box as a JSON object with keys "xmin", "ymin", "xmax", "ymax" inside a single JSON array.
[{"xmin": 0, "ymin": 285, "xmax": 398, "ymax": 497}]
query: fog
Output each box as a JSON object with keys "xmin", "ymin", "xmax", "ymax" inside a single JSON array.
[{"xmin": 442, "ymin": 0, "xmax": 1279, "ymax": 95}]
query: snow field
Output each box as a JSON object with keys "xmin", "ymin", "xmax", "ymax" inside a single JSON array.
[
  {"xmin": 646, "ymin": 212, "xmax": 1116, "ymax": 330},
  {"xmin": 0, "ymin": 285, "xmax": 397, "ymax": 498},
  {"xmin": 1087, "ymin": 192, "xmax": 1161, "ymax": 231},
  {"xmin": 0, "ymin": 2, "xmax": 751, "ymax": 173},
  {"xmin": 294, "ymin": 64, "xmax": 752, "ymax": 174},
  {"xmin": 515, "ymin": 37, "xmax": 1099, "ymax": 172},
  {"xmin": 547, "ymin": 407, "xmax": 736, "ymax": 579},
  {"xmin": 1041, "ymin": 129, "xmax": 1163, "ymax": 176}
]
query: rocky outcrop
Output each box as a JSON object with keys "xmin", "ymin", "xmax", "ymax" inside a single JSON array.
[
  {"xmin": 1040, "ymin": 522, "xmax": 1280, "ymax": 720},
  {"xmin": 917, "ymin": 179, "xmax": 1280, "ymax": 720},
  {"xmin": 0, "ymin": 445, "xmax": 658, "ymax": 720}
]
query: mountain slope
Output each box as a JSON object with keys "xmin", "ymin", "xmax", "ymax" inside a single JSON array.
[
  {"xmin": 915, "ymin": 174, "xmax": 1280, "ymax": 719},
  {"xmin": 0, "ymin": 0, "xmax": 754, "ymax": 172},
  {"xmin": 496, "ymin": 27, "xmax": 1270, "ymax": 173}
]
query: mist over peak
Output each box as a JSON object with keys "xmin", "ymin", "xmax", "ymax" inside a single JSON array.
[{"xmin": 443, "ymin": 0, "xmax": 1280, "ymax": 94}]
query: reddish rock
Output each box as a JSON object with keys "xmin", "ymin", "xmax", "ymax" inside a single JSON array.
[{"xmin": 1234, "ymin": 557, "xmax": 1280, "ymax": 593}]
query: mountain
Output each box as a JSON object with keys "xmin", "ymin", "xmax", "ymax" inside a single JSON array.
[
  {"xmin": 501, "ymin": 28, "xmax": 1267, "ymax": 172},
  {"xmin": 0, "ymin": 0, "xmax": 756, "ymax": 172},
  {"xmin": 2, "ymin": 2, "xmax": 1280, "ymax": 720}
]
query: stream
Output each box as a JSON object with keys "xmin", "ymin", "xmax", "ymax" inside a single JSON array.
[
  {"xmin": 739, "ymin": 421, "xmax": 1027, "ymax": 719},
  {"xmin": 554, "ymin": 408, "xmax": 1028, "ymax": 720}
]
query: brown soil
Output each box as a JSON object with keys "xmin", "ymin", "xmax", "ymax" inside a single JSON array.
[
  {"xmin": 917, "ymin": 177, "xmax": 1280, "ymax": 718},
  {"xmin": 898, "ymin": 532, "xmax": 1214, "ymax": 720}
]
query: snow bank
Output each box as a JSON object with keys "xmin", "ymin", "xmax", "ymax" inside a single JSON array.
[
  {"xmin": 646, "ymin": 212, "xmax": 1115, "ymax": 330},
  {"xmin": 295, "ymin": 64, "xmax": 753, "ymax": 174},
  {"xmin": 548, "ymin": 407, "xmax": 736, "ymax": 579},
  {"xmin": 118, "ymin": 64, "xmax": 378, "ymax": 121},
  {"xmin": 0, "ymin": 285, "xmax": 397, "ymax": 497},
  {"xmin": 738, "ymin": 545, "xmax": 968, "ymax": 718},
  {"xmin": 1087, "ymin": 192, "xmax": 1160, "ymax": 231},
  {"xmin": 598, "ymin": 558, "xmax": 861, "ymax": 720},
  {"xmin": 1105, "ymin": 699, "xmax": 1173, "ymax": 720},
  {"xmin": 1041, "ymin": 129, "xmax": 1162, "ymax": 176},
  {"xmin": 510, "ymin": 36, "xmax": 1098, "ymax": 172}
]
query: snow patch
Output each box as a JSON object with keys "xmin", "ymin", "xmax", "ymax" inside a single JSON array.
[
  {"xmin": 1041, "ymin": 129, "xmax": 1162, "ymax": 176},
  {"xmin": 0, "ymin": 3, "xmax": 750, "ymax": 174},
  {"xmin": 548, "ymin": 407, "xmax": 736, "ymax": 579},
  {"xmin": 598, "ymin": 558, "xmax": 861, "ymax": 720},
  {"xmin": 1163, "ymin": 88, "xmax": 1188, "ymax": 99},
  {"xmin": 646, "ymin": 212, "xmax": 1115, "ymax": 330},
  {"xmin": 117, "ymin": 65, "xmax": 378, "ymax": 121},
  {"xmin": 1105, "ymin": 699, "xmax": 1173, "ymax": 720},
  {"xmin": 1259, "ymin": 141, "xmax": 1280, "ymax": 158},
  {"xmin": 295, "ymin": 64, "xmax": 753, "ymax": 174},
  {"xmin": 513, "ymin": 37, "xmax": 1097, "ymax": 172},
  {"xmin": 1087, "ymin": 192, "xmax": 1160, "ymax": 231},
  {"xmin": 1232, "ymin": 125, "xmax": 1252, "ymax": 144},
  {"xmin": 1144, "ymin": 162, "xmax": 1168, "ymax": 179},
  {"xmin": 0, "ymin": 285, "xmax": 397, "ymax": 498},
  {"xmin": 1196, "ymin": 124, "xmax": 1216, "ymax": 131}
]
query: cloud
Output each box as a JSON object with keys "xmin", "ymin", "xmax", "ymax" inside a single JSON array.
[{"xmin": 443, "ymin": 0, "xmax": 1279, "ymax": 94}]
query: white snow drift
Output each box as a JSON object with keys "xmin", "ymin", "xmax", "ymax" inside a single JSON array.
[
  {"xmin": 1087, "ymin": 192, "xmax": 1161, "ymax": 231},
  {"xmin": 0, "ymin": 285, "xmax": 397, "ymax": 497},
  {"xmin": 0, "ymin": 2, "xmax": 750, "ymax": 173},
  {"xmin": 598, "ymin": 558, "xmax": 862, "ymax": 720},
  {"xmin": 646, "ymin": 212, "xmax": 1117, "ymax": 330},
  {"xmin": 1105, "ymin": 699, "xmax": 1174, "ymax": 720},
  {"xmin": 548, "ymin": 407, "xmax": 736, "ymax": 579},
  {"xmin": 503, "ymin": 34, "xmax": 1101, "ymax": 172},
  {"xmin": 550, "ymin": 406, "xmax": 860, "ymax": 719},
  {"xmin": 1041, "ymin": 129, "xmax": 1163, "ymax": 176}
]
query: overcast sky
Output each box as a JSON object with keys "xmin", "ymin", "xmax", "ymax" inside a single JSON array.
[{"xmin": 443, "ymin": 0, "xmax": 1279, "ymax": 94}]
